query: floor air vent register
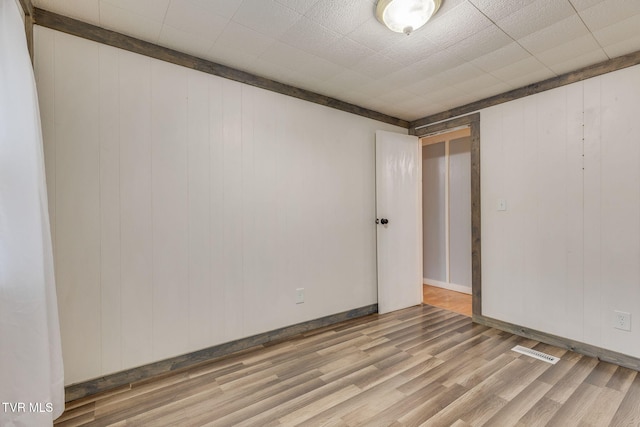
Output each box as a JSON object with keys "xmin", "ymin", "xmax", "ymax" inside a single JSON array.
[{"xmin": 511, "ymin": 345, "xmax": 560, "ymax": 364}]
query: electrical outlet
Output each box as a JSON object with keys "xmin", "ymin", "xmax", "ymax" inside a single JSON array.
[
  {"xmin": 614, "ymin": 310, "xmax": 631, "ymax": 331},
  {"xmin": 296, "ymin": 288, "xmax": 304, "ymax": 304}
]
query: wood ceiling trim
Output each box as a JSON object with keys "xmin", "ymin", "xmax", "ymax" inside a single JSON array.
[
  {"xmin": 17, "ymin": 0, "xmax": 34, "ymax": 60},
  {"xmin": 410, "ymin": 49, "xmax": 640, "ymax": 130},
  {"xmin": 32, "ymin": 8, "xmax": 410, "ymax": 129}
]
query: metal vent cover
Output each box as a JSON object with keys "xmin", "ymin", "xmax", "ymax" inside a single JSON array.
[{"xmin": 511, "ymin": 345, "xmax": 560, "ymax": 364}]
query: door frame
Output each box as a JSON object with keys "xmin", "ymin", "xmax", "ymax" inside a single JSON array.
[{"xmin": 412, "ymin": 113, "xmax": 481, "ymax": 317}]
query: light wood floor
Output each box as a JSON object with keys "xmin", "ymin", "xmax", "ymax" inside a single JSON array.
[
  {"xmin": 423, "ymin": 284, "xmax": 472, "ymax": 317},
  {"xmin": 55, "ymin": 305, "xmax": 640, "ymax": 427}
]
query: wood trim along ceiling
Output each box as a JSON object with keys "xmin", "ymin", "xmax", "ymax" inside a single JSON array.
[
  {"xmin": 474, "ymin": 314, "xmax": 640, "ymax": 372},
  {"xmin": 17, "ymin": 0, "xmax": 34, "ymax": 60},
  {"xmin": 416, "ymin": 113, "xmax": 481, "ymax": 317},
  {"xmin": 410, "ymin": 49, "xmax": 640, "ymax": 130},
  {"xmin": 64, "ymin": 304, "xmax": 378, "ymax": 402},
  {"xmin": 31, "ymin": 8, "xmax": 409, "ymax": 129}
]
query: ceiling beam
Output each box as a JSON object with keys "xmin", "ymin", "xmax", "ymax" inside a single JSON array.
[
  {"xmin": 32, "ymin": 8, "xmax": 410, "ymax": 129},
  {"xmin": 410, "ymin": 49, "xmax": 640, "ymax": 130}
]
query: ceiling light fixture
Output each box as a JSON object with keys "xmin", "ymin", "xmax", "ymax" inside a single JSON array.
[{"xmin": 376, "ymin": 0, "xmax": 442, "ymax": 35}]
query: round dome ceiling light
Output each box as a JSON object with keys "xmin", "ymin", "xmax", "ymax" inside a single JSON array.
[{"xmin": 376, "ymin": 0, "xmax": 442, "ymax": 35}]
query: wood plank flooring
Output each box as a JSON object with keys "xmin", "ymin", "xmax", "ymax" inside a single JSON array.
[
  {"xmin": 423, "ymin": 285, "xmax": 472, "ymax": 317},
  {"xmin": 54, "ymin": 305, "xmax": 640, "ymax": 427}
]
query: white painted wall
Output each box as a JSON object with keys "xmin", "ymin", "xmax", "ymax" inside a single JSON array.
[
  {"xmin": 34, "ymin": 26, "xmax": 405, "ymax": 385},
  {"xmin": 481, "ymin": 64, "xmax": 640, "ymax": 358}
]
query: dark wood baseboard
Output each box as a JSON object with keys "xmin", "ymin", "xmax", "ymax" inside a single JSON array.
[
  {"xmin": 473, "ymin": 314, "xmax": 640, "ymax": 372},
  {"xmin": 64, "ymin": 304, "xmax": 378, "ymax": 402}
]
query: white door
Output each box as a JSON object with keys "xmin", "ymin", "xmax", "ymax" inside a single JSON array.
[{"xmin": 376, "ymin": 130, "xmax": 422, "ymax": 314}]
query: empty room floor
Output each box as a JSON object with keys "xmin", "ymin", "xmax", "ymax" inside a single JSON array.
[
  {"xmin": 423, "ymin": 284, "xmax": 472, "ymax": 317},
  {"xmin": 54, "ymin": 305, "xmax": 640, "ymax": 426}
]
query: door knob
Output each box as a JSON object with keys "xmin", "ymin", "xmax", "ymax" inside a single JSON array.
[{"xmin": 380, "ymin": 218, "xmax": 389, "ymax": 225}]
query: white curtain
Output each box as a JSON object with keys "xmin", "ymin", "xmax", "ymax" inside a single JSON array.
[{"xmin": 0, "ymin": 0, "xmax": 65, "ymax": 425}]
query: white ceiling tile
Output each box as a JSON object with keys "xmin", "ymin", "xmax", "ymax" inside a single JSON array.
[
  {"xmin": 232, "ymin": 0, "xmax": 301, "ymax": 38},
  {"xmin": 569, "ymin": 0, "xmax": 605, "ymax": 12},
  {"xmin": 579, "ymin": 0, "xmax": 640, "ymax": 31},
  {"xmin": 158, "ymin": 24, "xmax": 215, "ymax": 58},
  {"xmin": 468, "ymin": 0, "xmax": 535, "ymax": 21},
  {"xmin": 421, "ymin": 85, "xmax": 467, "ymax": 104},
  {"xmin": 250, "ymin": 58, "xmax": 296, "ymax": 82},
  {"xmin": 518, "ymin": 14, "xmax": 591, "ymax": 54},
  {"xmin": 187, "ymin": 0, "xmax": 243, "ymax": 19},
  {"xmin": 100, "ymin": 2, "xmax": 163, "ymax": 43},
  {"xmin": 403, "ymin": 77, "xmax": 444, "ymax": 94},
  {"xmin": 535, "ymin": 33, "xmax": 601, "ymax": 65},
  {"xmin": 347, "ymin": 18, "xmax": 407, "ymax": 52},
  {"xmin": 410, "ymin": 50, "xmax": 467, "ymax": 76},
  {"xmin": 593, "ymin": 13, "xmax": 640, "ymax": 52},
  {"xmin": 304, "ymin": 0, "xmax": 374, "ymax": 35},
  {"xmin": 451, "ymin": 72, "xmax": 506, "ymax": 93},
  {"xmin": 602, "ymin": 36, "xmax": 640, "ymax": 58},
  {"xmin": 100, "ymin": 0, "xmax": 169, "ymax": 22},
  {"xmin": 377, "ymin": 89, "xmax": 416, "ymax": 105},
  {"xmin": 275, "ymin": 0, "xmax": 321, "ymax": 15},
  {"xmin": 420, "ymin": 1, "xmax": 494, "ymax": 49},
  {"xmin": 446, "ymin": 26, "xmax": 513, "ymax": 62},
  {"xmin": 350, "ymin": 54, "xmax": 405, "ymax": 79},
  {"xmin": 432, "ymin": 63, "xmax": 485, "ymax": 86},
  {"xmin": 35, "ymin": 0, "xmax": 100, "ymax": 25},
  {"xmin": 546, "ymin": 49, "xmax": 609, "ymax": 74},
  {"xmin": 321, "ymin": 37, "xmax": 376, "ymax": 68},
  {"xmin": 213, "ymin": 22, "xmax": 276, "ymax": 57},
  {"xmin": 503, "ymin": 67, "xmax": 556, "ymax": 88},
  {"xmin": 205, "ymin": 45, "xmax": 258, "ymax": 71},
  {"xmin": 323, "ymin": 70, "xmax": 377, "ymax": 94},
  {"xmin": 490, "ymin": 56, "xmax": 553, "ymax": 81},
  {"xmin": 471, "ymin": 42, "xmax": 532, "ymax": 72},
  {"xmin": 497, "ymin": 0, "xmax": 576, "ymax": 40},
  {"xmin": 258, "ymin": 42, "xmax": 341, "ymax": 81},
  {"xmin": 279, "ymin": 17, "xmax": 342, "ymax": 57},
  {"xmin": 164, "ymin": 0, "xmax": 228, "ymax": 41},
  {"xmin": 380, "ymin": 35, "xmax": 441, "ymax": 66}
]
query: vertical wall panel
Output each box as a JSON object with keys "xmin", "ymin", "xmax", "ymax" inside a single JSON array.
[
  {"xmin": 186, "ymin": 70, "xmax": 211, "ymax": 350},
  {"xmin": 221, "ymin": 80, "xmax": 244, "ymax": 341},
  {"xmin": 118, "ymin": 51, "xmax": 153, "ymax": 369},
  {"xmin": 98, "ymin": 45, "xmax": 122, "ymax": 374},
  {"xmin": 151, "ymin": 61, "xmax": 189, "ymax": 360},
  {"xmin": 208, "ymin": 76, "xmax": 226, "ymax": 345},
  {"xmin": 422, "ymin": 142, "xmax": 446, "ymax": 282},
  {"xmin": 583, "ymin": 77, "xmax": 603, "ymax": 346},
  {"xmin": 594, "ymin": 66, "xmax": 640, "ymax": 356},
  {"xmin": 449, "ymin": 137, "xmax": 471, "ymax": 289},
  {"xmin": 53, "ymin": 31, "xmax": 101, "ymax": 384}
]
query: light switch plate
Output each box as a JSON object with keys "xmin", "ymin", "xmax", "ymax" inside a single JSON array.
[{"xmin": 498, "ymin": 199, "xmax": 507, "ymax": 211}]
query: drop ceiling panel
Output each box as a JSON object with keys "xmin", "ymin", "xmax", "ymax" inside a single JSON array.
[
  {"xmin": 579, "ymin": 0, "xmax": 640, "ymax": 31},
  {"xmin": 518, "ymin": 15, "xmax": 591, "ymax": 54},
  {"xmin": 99, "ymin": 3, "xmax": 163, "ymax": 43},
  {"xmin": 497, "ymin": 0, "xmax": 576, "ymax": 40},
  {"xmin": 31, "ymin": 0, "xmax": 640, "ymax": 122},
  {"xmin": 304, "ymin": 0, "xmax": 374, "ymax": 35},
  {"xmin": 232, "ymin": 0, "xmax": 301, "ymax": 38},
  {"xmin": 101, "ymin": 0, "xmax": 169, "ymax": 22}
]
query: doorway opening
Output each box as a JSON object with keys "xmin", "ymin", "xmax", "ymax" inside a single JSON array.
[
  {"xmin": 421, "ymin": 127, "xmax": 472, "ymax": 316},
  {"xmin": 413, "ymin": 113, "xmax": 480, "ymax": 318}
]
